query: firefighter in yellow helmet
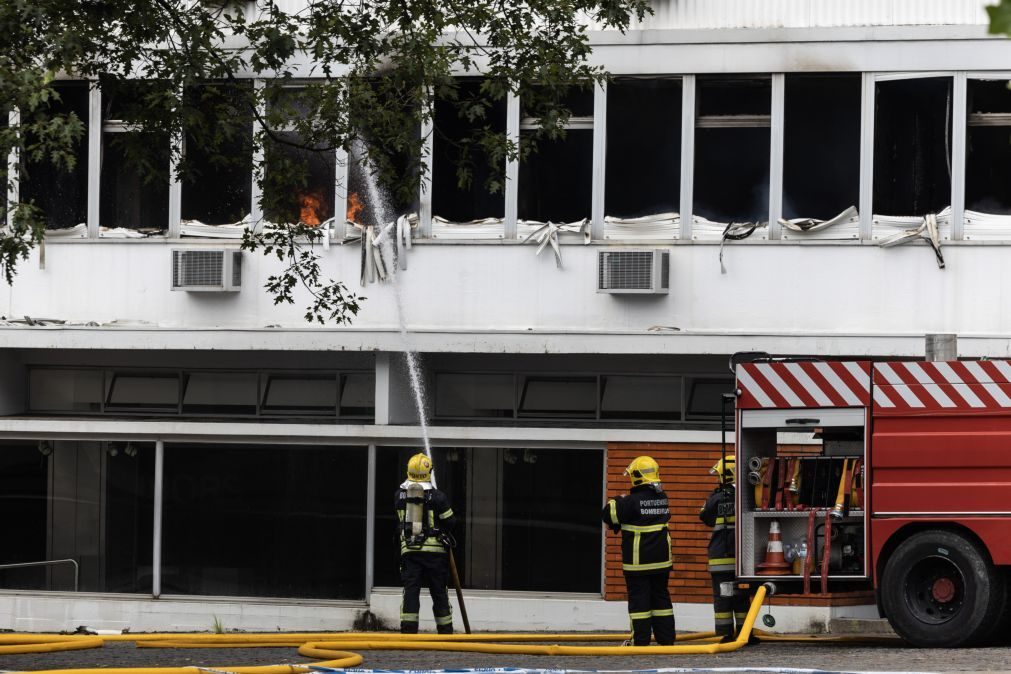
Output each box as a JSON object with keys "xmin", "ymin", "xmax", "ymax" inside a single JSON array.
[
  {"xmin": 601, "ymin": 456, "xmax": 675, "ymax": 645},
  {"xmin": 396, "ymin": 452, "xmax": 456, "ymax": 634},
  {"xmin": 699, "ymin": 457, "xmax": 752, "ymax": 643}
]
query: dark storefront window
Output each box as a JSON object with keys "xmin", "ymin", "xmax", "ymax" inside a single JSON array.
[
  {"xmin": 373, "ymin": 447, "xmax": 602, "ymax": 593},
  {"xmin": 162, "ymin": 444, "xmax": 367, "ymax": 599},
  {"xmin": 0, "ymin": 441, "xmax": 154, "ymax": 593}
]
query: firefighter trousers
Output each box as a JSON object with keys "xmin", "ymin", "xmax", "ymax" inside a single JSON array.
[
  {"xmin": 710, "ymin": 570, "xmax": 749, "ymax": 640},
  {"xmin": 400, "ymin": 552, "xmax": 453, "ymax": 634},
  {"xmin": 625, "ymin": 570, "xmax": 675, "ymax": 646}
]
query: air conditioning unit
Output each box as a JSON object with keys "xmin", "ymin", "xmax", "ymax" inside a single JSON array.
[
  {"xmin": 597, "ymin": 249, "xmax": 669, "ymax": 294},
  {"xmin": 171, "ymin": 249, "xmax": 242, "ymax": 292}
]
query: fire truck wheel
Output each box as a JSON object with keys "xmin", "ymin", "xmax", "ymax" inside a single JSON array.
[{"xmin": 881, "ymin": 529, "xmax": 1005, "ymax": 648}]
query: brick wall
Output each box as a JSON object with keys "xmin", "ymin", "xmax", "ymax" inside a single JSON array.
[{"xmin": 605, "ymin": 442, "xmax": 874, "ymax": 609}]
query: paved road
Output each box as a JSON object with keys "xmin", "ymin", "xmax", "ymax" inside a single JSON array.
[{"xmin": 0, "ymin": 639, "xmax": 1008, "ymax": 673}]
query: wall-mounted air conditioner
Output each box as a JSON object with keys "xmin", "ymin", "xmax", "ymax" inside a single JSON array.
[
  {"xmin": 597, "ymin": 249, "xmax": 669, "ymax": 294},
  {"xmin": 171, "ymin": 249, "xmax": 242, "ymax": 292}
]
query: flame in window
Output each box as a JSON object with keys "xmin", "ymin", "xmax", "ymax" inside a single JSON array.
[
  {"xmin": 346, "ymin": 192, "xmax": 364, "ymax": 223},
  {"xmin": 298, "ymin": 189, "xmax": 324, "ymax": 227}
]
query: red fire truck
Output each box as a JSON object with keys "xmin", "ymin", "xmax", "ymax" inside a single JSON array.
[{"xmin": 733, "ymin": 356, "xmax": 1011, "ymax": 647}]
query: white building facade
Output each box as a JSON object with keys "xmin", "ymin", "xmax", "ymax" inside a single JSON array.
[{"xmin": 1, "ymin": 0, "xmax": 1009, "ymax": 634}]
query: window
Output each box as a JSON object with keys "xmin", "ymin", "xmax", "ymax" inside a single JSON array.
[
  {"xmin": 433, "ymin": 370, "xmax": 724, "ymax": 426},
  {"xmin": 339, "ymin": 372, "xmax": 376, "ymax": 418},
  {"xmin": 264, "ymin": 87, "xmax": 335, "ymax": 226},
  {"xmin": 99, "ymin": 79, "xmax": 170, "ymax": 232},
  {"xmin": 694, "ymin": 77, "xmax": 771, "ymax": 224},
  {"xmin": 28, "ymin": 367, "xmax": 372, "ymax": 420},
  {"xmin": 29, "ymin": 368, "xmax": 103, "ymax": 412},
  {"xmin": 163, "ymin": 444, "xmax": 367, "ymax": 599},
  {"xmin": 373, "ymin": 447, "xmax": 602, "ymax": 593},
  {"xmin": 105, "ymin": 372, "xmax": 180, "ymax": 412},
  {"xmin": 180, "ymin": 82, "xmax": 253, "ymax": 225},
  {"xmin": 0, "ymin": 440, "xmax": 154, "ymax": 593},
  {"xmin": 181, "ymin": 372, "xmax": 257, "ymax": 415},
  {"xmin": 966, "ymin": 79, "xmax": 1011, "ymax": 215},
  {"xmin": 600, "ymin": 375, "xmax": 681, "ymax": 421},
  {"xmin": 605, "ymin": 78, "xmax": 681, "ymax": 219},
  {"xmin": 874, "ymin": 77, "xmax": 952, "ymax": 216},
  {"xmin": 518, "ymin": 88, "xmax": 594, "ymax": 223},
  {"xmin": 435, "ymin": 373, "xmax": 514, "ymax": 418},
  {"xmin": 432, "ymin": 79, "xmax": 507, "ymax": 222},
  {"xmin": 0, "ymin": 442, "xmax": 50, "ymax": 590},
  {"xmin": 686, "ymin": 377, "xmax": 734, "ymax": 421},
  {"xmin": 20, "ymin": 82, "xmax": 89, "ymax": 230},
  {"xmin": 517, "ymin": 375, "xmax": 597, "ymax": 418},
  {"xmin": 783, "ymin": 75, "xmax": 861, "ymax": 221},
  {"xmin": 261, "ymin": 374, "xmax": 337, "ymax": 415}
]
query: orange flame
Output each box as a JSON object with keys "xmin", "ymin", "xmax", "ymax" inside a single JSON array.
[
  {"xmin": 346, "ymin": 192, "xmax": 364, "ymax": 223},
  {"xmin": 298, "ymin": 189, "xmax": 324, "ymax": 227}
]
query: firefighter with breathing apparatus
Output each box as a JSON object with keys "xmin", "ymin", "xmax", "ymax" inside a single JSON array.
[
  {"xmin": 699, "ymin": 457, "xmax": 754, "ymax": 643},
  {"xmin": 601, "ymin": 456, "xmax": 676, "ymax": 646},
  {"xmin": 396, "ymin": 452, "xmax": 456, "ymax": 634}
]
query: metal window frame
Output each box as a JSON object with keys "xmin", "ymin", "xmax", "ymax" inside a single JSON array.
[
  {"xmin": 26, "ymin": 365, "xmax": 375, "ymax": 421},
  {"xmin": 866, "ymin": 72, "xmax": 957, "ymax": 237}
]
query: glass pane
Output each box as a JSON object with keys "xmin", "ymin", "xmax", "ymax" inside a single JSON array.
[
  {"xmin": 874, "ymin": 77, "xmax": 952, "ymax": 216},
  {"xmin": 101, "ymin": 442, "xmax": 155, "ymax": 593},
  {"xmin": 967, "ymin": 79, "xmax": 1011, "ymax": 214},
  {"xmin": 30, "ymin": 369, "xmax": 103, "ymax": 412},
  {"xmin": 605, "ymin": 79, "xmax": 681, "ymax": 218},
  {"xmin": 182, "ymin": 372, "xmax": 257, "ymax": 415},
  {"xmin": 100, "ymin": 133, "xmax": 170, "ymax": 231},
  {"xmin": 2, "ymin": 440, "xmax": 154, "ymax": 593},
  {"xmin": 783, "ymin": 74, "xmax": 861, "ymax": 220},
  {"xmin": 373, "ymin": 447, "xmax": 602, "ymax": 593},
  {"xmin": 694, "ymin": 77, "xmax": 771, "ymax": 223},
  {"xmin": 432, "ymin": 79, "xmax": 507, "ymax": 222},
  {"xmin": 263, "ymin": 132, "xmax": 335, "ymax": 226},
  {"xmin": 434, "ymin": 373, "xmax": 513, "ymax": 418},
  {"xmin": 501, "ymin": 448, "xmax": 601, "ymax": 591},
  {"xmin": 0, "ymin": 442, "xmax": 49, "ymax": 590},
  {"xmin": 518, "ymin": 130, "xmax": 593, "ymax": 222},
  {"xmin": 686, "ymin": 378, "xmax": 734, "ymax": 420},
  {"xmin": 20, "ymin": 82, "xmax": 89, "ymax": 230},
  {"xmin": 340, "ymin": 373, "xmax": 375, "ymax": 418},
  {"xmin": 600, "ymin": 375, "xmax": 682, "ymax": 421},
  {"xmin": 163, "ymin": 444, "xmax": 367, "ymax": 599},
  {"xmin": 181, "ymin": 82, "xmax": 253, "ymax": 225},
  {"xmin": 106, "ymin": 373, "xmax": 179, "ymax": 411},
  {"xmin": 262, "ymin": 374, "xmax": 337, "ymax": 415},
  {"xmin": 517, "ymin": 376, "xmax": 596, "ymax": 418}
]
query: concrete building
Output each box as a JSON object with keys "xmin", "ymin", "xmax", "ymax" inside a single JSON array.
[{"xmin": 2, "ymin": 0, "xmax": 1009, "ymax": 634}]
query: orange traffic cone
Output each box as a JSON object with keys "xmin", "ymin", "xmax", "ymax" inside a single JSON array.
[{"xmin": 756, "ymin": 520, "xmax": 792, "ymax": 576}]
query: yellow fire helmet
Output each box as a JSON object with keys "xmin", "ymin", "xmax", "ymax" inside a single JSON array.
[
  {"xmin": 710, "ymin": 457, "xmax": 736, "ymax": 483},
  {"xmin": 625, "ymin": 456, "xmax": 661, "ymax": 487},
  {"xmin": 407, "ymin": 453, "xmax": 433, "ymax": 482}
]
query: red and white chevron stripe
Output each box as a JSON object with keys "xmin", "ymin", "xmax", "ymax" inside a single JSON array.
[
  {"xmin": 873, "ymin": 360, "xmax": 1011, "ymax": 414},
  {"xmin": 736, "ymin": 361, "xmax": 872, "ymax": 409}
]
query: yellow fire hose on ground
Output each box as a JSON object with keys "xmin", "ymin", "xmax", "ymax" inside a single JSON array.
[{"xmin": 0, "ymin": 585, "xmax": 897, "ymax": 674}]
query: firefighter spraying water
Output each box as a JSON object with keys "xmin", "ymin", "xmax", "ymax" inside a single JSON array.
[{"xmin": 396, "ymin": 453, "xmax": 470, "ymax": 634}]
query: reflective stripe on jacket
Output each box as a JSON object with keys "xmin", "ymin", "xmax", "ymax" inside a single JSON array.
[
  {"xmin": 601, "ymin": 484, "xmax": 672, "ymax": 575},
  {"xmin": 699, "ymin": 485, "xmax": 736, "ymax": 572}
]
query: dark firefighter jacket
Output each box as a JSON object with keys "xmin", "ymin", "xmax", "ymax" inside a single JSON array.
[
  {"xmin": 395, "ymin": 485, "xmax": 456, "ymax": 555},
  {"xmin": 699, "ymin": 484, "xmax": 736, "ymax": 573},
  {"xmin": 601, "ymin": 484, "xmax": 673, "ymax": 575}
]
